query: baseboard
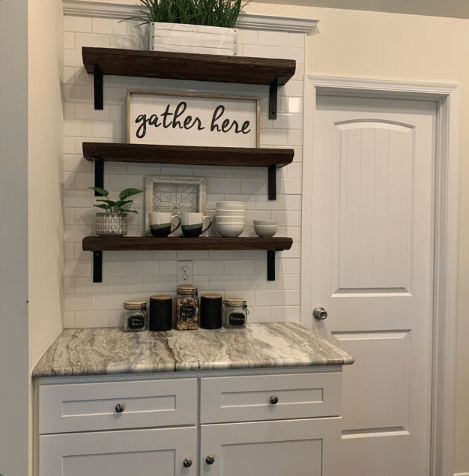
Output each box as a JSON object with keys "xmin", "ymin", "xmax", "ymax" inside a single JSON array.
[{"xmin": 454, "ymin": 472, "xmax": 469, "ymax": 476}]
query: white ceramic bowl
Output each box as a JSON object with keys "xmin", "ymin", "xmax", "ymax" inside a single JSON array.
[
  {"xmin": 216, "ymin": 209, "xmax": 245, "ymax": 217},
  {"xmin": 216, "ymin": 216, "xmax": 245, "ymax": 223},
  {"xmin": 253, "ymin": 219, "xmax": 278, "ymax": 226},
  {"xmin": 216, "ymin": 201, "xmax": 245, "ymax": 210},
  {"xmin": 217, "ymin": 222, "xmax": 245, "ymax": 237},
  {"xmin": 254, "ymin": 223, "xmax": 278, "ymax": 237}
]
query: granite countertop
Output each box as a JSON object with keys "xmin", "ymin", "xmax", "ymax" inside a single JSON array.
[{"xmin": 32, "ymin": 322, "xmax": 354, "ymax": 378}]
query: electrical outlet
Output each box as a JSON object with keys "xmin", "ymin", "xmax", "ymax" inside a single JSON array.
[{"xmin": 177, "ymin": 260, "xmax": 193, "ymax": 286}]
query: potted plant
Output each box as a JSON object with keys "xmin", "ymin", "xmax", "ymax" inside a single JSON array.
[
  {"xmin": 123, "ymin": 0, "xmax": 251, "ymax": 55},
  {"xmin": 90, "ymin": 187, "xmax": 143, "ymax": 236}
]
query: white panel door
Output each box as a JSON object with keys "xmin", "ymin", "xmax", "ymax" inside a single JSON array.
[
  {"xmin": 201, "ymin": 418, "xmax": 341, "ymax": 476},
  {"xmin": 39, "ymin": 426, "xmax": 197, "ymax": 476},
  {"xmin": 311, "ymin": 95, "xmax": 436, "ymax": 475}
]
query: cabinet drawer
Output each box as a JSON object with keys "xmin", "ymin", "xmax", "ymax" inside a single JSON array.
[
  {"xmin": 200, "ymin": 372, "xmax": 341, "ymax": 423},
  {"xmin": 39, "ymin": 378, "xmax": 197, "ymax": 434}
]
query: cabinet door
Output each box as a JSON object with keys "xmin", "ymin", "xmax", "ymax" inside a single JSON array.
[
  {"xmin": 201, "ymin": 418, "xmax": 340, "ymax": 476},
  {"xmin": 40, "ymin": 427, "xmax": 196, "ymax": 476}
]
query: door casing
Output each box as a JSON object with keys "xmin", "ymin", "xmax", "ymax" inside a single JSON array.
[{"xmin": 301, "ymin": 76, "xmax": 460, "ymax": 476}]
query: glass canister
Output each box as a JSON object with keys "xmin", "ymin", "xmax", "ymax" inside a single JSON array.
[
  {"xmin": 124, "ymin": 300, "xmax": 147, "ymax": 332},
  {"xmin": 175, "ymin": 285, "xmax": 199, "ymax": 330},
  {"xmin": 223, "ymin": 298, "xmax": 248, "ymax": 328}
]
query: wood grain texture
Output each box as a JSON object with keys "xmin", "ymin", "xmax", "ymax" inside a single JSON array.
[
  {"xmin": 82, "ymin": 236, "xmax": 293, "ymax": 252},
  {"xmin": 82, "ymin": 47, "xmax": 296, "ymax": 86},
  {"xmin": 82, "ymin": 142, "xmax": 294, "ymax": 167}
]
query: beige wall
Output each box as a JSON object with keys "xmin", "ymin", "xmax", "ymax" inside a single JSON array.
[
  {"xmin": 28, "ymin": 0, "xmax": 64, "ymax": 474},
  {"xmin": 28, "ymin": 0, "xmax": 64, "ymax": 370},
  {"xmin": 246, "ymin": 3, "xmax": 469, "ymax": 472}
]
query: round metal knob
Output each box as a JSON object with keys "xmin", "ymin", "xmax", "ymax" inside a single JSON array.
[
  {"xmin": 115, "ymin": 403, "xmax": 125, "ymax": 413},
  {"xmin": 270, "ymin": 396, "xmax": 279, "ymax": 404},
  {"xmin": 206, "ymin": 455, "xmax": 215, "ymax": 465},
  {"xmin": 313, "ymin": 307, "xmax": 328, "ymax": 320},
  {"xmin": 183, "ymin": 458, "xmax": 192, "ymax": 468}
]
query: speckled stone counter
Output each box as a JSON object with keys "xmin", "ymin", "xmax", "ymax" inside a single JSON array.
[{"xmin": 32, "ymin": 322, "xmax": 354, "ymax": 378}]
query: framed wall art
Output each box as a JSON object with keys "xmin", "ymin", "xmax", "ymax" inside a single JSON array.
[{"xmin": 127, "ymin": 90, "xmax": 260, "ymax": 148}]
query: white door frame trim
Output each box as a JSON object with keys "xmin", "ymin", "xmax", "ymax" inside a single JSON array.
[{"xmin": 301, "ymin": 75, "xmax": 460, "ymax": 476}]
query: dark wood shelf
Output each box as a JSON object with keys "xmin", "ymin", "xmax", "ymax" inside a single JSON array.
[
  {"xmin": 83, "ymin": 236, "xmax": 293, "ymax": 252},
  {"xmin": 82, "ymin": 47, "xmax": 295, "ymax": 117},
  {"xmin": 84, "ymin": 142, "xmax": 294, "ymax": 200},
  {"xmin": 83, "ymin": 142, "xmax": 294, "ymax": 167},
  {"xmin": 82, "ymin": 47, "xmax": 296, "ymax": 86},
  {"xmin": 83, "ymin": 236, "xmax": 293, "ymax": 283}
]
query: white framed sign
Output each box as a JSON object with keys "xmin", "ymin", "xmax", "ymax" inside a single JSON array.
[{"xmin": 127, "ymin": 90, "xmax": 260, "ymax": 148}]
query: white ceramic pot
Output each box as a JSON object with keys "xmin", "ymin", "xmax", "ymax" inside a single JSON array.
[
  {"xmin": 149, "ymin": 23, "xmax": 238, "ymax": 55},
  {"xmin": 216, "ymin": 209, "xmax": 245, "ymax": 217},
  {"xmin": 217, "ymin": 222, "xmax": 244, "ymax": 238},
  {"xmin": 96, "ymin": 213, "xmax": 127, "ymax": 236}
]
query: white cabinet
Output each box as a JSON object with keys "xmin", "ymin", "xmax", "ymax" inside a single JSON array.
[
  {"xmin": 37, "ymin": 369, "xmax": 342, "ymax": 476},
  {"xmin": 40, "ymin": 427, "xmax": 197, "ymax": 476},
  {"xmin": 200, "ymin": 418, "xmax": 340, "ymax": 476}
]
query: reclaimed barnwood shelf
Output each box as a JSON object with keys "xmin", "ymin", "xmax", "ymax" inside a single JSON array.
[
  {"xmin": 83, "ymin": 143, "xmax": 294, "ymax": 167},
  {"xmin": 82, "ymin": 47, "xmax": 296, "ymax": 117},
  {"xmin": 84, "ymin": 142, "xmax": 294, "ymax": 201},
  {"xmin": 83, "ymin": 236, "xmax": 293, "ymax": 283}
]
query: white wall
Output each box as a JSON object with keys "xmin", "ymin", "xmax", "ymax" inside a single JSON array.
[
  {"xmin": 0, "ymin": 0, "xmax": 29, "ymax": 474},
  {"xmin": 62, "ymin": 14, "xmax": 304, "ymax": 328},
  {"xmin": 245, "ymin": 3, "xmax": 469, "ymax": 473}
]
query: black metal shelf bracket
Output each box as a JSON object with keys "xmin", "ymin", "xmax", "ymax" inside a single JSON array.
[
  {"xmin": 268, "ymin": 165, "xmax": 277, "ymax": 200},
  {"xmin": 269, "ymin": 75, "xmax": 285, "ymax": 120},
  {"xmin": 93, "ymin": 251, "xmax": 103, "ymax": 283},
  {"xmin": 94, "ymin": 156, "xmax": 104, "ymax": 195},
  {"xmin": 92, "ymin": 64, "xmax": 104, "ymax": 110},
  {"xmin": 267, "ymin": 250, "xmax": 276, "ymax": 281}
]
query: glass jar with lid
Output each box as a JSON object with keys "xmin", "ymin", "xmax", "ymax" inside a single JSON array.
[
  {"xmin": 175, "ymin": 285, "xmax": 199, "ymax": 330},
  {"xmin": 223, "ymin": 298, "xmax": 248, "ymax": 328},
  {"xmin": 123, "ymin": 300, "xmax": 147, "ymax": 332}
]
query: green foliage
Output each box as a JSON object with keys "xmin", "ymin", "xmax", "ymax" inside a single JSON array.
[
  {"xmin": 123, "ymin": 0, "xmax": 251, "ymax": 28},
  {"xmin": 90, "ymin": 187, "xmax": 143, "ymax": 215}
]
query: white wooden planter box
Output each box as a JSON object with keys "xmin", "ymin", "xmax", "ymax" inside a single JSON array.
[{"xmin": 149, "ymin": 22, "xmax": 238, "ymax": 55}]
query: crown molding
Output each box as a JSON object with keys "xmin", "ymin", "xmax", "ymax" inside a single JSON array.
[{"xmin": 62, "ymin": 1, "xmax": 318, "ymax": 34}]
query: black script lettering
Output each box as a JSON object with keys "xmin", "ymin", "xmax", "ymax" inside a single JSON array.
[
  {"xmin": 241, "ymin": 121, "xmax": 251, "ymax": 134},
  {"xmin": 148, "ymin": 114, "xmax": 160, "ymax": 127},
  {"xmin": 211, "ymin": 105, "xmax": 251, "ymax": 135},
  {"xmin": 161, "ymin": 104, "xmax": 174, "ymax": 128},
  {"xmin": 210, "ymin": 105, "xmax": 225, "ymax": 132},
  {"xmin": 135, "ymin": 114, "xmax": 147, "ymax": 139},
  {"xmin": 183, "ymin": 116, "xmax": 205, "ymax": 130},
  {"xmin": 173, "ymin": 102, "xmax": 187, "ymax": 129}
]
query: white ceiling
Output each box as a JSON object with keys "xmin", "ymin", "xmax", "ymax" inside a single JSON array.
[{"xmin": 253, "ymin": 0, "xmax": 469, "ymax": 20}]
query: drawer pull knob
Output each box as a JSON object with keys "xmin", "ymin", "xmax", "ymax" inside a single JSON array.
[
  {"xmin": 183, "ymin": 458, "xmax": 193, "ymax": 468},
  {"xmin": 206, "ymin": 455, "xmax": 215, "ymax": 465},
  {"xmin": 115, "ymin": 403, "xmax": 125, "ymax": 413},
  {"xmin": 270, "ymin": 396, "xmax": 279, "ymax": 404}
]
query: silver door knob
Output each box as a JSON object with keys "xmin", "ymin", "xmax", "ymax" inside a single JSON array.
[
  {"xmin": 206, "ymin": 455, "xmax": 215, "ymax": 465},
  {"xmin": 313, "ymin": 307, "xmax": 327, "ymax": 320},
  {"xmin": 183, "ymin": 458, "xmax": 192, "ymax": 468}
]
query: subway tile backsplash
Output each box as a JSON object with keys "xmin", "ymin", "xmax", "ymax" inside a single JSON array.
[{"xmin": 63, "ymin": 15, "xmax": 305, "ymax": 328}]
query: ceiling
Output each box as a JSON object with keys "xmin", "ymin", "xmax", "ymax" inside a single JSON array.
[{"xmin": 253, "ymin": 0, "xmax": 469, "ymax": 20}]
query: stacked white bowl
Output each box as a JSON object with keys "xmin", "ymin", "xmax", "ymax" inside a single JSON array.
[{"xmin": 216, "ymin": 201, "xmax": 245, "ymax": 237}]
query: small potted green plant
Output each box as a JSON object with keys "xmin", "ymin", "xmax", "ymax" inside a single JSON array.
[
  {"xmin": 90, "ymin": 187, "xmax": 143, "ymax": 236},
  {"xmin": 124, "ymin": 0, "xmax": 251, "ymax": 55}
]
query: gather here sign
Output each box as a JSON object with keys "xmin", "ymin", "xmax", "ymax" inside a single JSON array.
[{"xmin": 127, "ymin": 90, "xmax": 260, "ymax": 148}]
